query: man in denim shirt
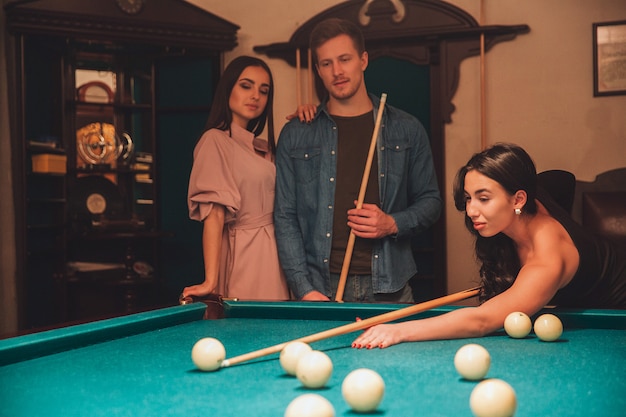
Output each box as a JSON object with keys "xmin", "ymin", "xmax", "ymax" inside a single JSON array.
[{"xmin": 274, "ymin": 18, "xmax": 441, "ymax": 302}]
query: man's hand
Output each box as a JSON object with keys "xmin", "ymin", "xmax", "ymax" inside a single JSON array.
[
  {"xmin": 301, "ymin": 290, "xmax": 331, "ymax": 301},
  {"xmin": 347, "ymin": 201, "xmax": 398, "ymax": 239}
]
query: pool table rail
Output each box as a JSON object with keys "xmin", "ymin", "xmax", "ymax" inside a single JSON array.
[
  {"xmin": 0, "ymin": 303, "xmax": 206, "ymax": 367},
  {"xmin": 1, "ymin": 300, "xmax": 623, "ymax": 368},
  {"xmin": 222, "ymin": 301, "xmax": 626, "ymax": 330}
]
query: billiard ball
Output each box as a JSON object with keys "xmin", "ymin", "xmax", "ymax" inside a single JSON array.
[
  {"xmin": 504, "ymin": 311, "xmax": 532, "ymax": 338},
  {"xmin": 533, "ymin": 313, "xmax": 563, "ymax": 342},
  {"xmin": 284, "ymin": 393, "xmax": 335, "ymax": 417},
  {"xmin": 191, "ymin": 337, "xmax": 226, "ymax": 371},
  {"xmin": 454, "ymin": 343, "xmax": 491, "ymax": 380},
  {"xmin": 469, "ymin": 378, "xmax": 517, "ymax": 417},
  {"xmin": 296, "ymin": 350, "xmax": 333, "ymax": 389},
  {"xmin": 280, "ymin": 341, "xmax": 313, "ymax": 376},
  {"xmin": 342, "ymin": 368, "xmax": 385, "ymax": 412}
]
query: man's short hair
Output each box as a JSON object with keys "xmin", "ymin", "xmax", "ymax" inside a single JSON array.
[{"xmin": 309, "ymin": 18, "xmax": 366, "ymax": 64}]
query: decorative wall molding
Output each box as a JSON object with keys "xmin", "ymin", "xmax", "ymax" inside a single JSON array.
[{"xmin": 4, "ymin": 0, "xmax": 239, "ymax": 51}]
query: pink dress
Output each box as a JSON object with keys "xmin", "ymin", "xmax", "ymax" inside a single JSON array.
[{"xmin": 188, "ymin": 124, "xmax": 290, "ymax": 300}]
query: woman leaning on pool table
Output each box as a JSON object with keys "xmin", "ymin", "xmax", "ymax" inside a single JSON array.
[
  {"xmin": 353, "ymin": 143, "xmax": 626, "ymax": 349},
  {"xmin": 183, "ymin": 56, "xmax": 290, "ymax": 301}
]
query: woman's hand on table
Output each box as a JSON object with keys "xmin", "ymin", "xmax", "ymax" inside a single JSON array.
[{"xmin": 352, "ymin": 323, "xmax": 405, "ymax": 349}]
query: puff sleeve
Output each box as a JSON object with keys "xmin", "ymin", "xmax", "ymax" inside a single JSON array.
[{"xmin": 188, "ymin": 129, "xmax": 240, "ymax": 223}]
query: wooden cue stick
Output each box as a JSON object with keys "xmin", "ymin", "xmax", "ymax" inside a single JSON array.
[
  {"xmin": 221, "ymin": 286, "xmax": 481, "ymax": 368},
  {"xmin": 296, "ymin": 48, "xmax": 302, "ymax": 107},
  {"xmin": 334, "ymin": 93, "xmax": 388, "ymax": 302},
  {"xmin": 307, "ymin": 48, "xmax": 314, "ymax": 103},
  {"xmin": 480, "ymin": 0, "xmax": 486, "ymax": 149}
]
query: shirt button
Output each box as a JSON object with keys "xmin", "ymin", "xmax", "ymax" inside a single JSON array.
[
  {"xmin": 331, "ymin": 150, "xmax": 335, "ymax": 155},
  {"xmin": 304, "ymin": 153, "xmax": 309, "ymax": 158},
  {"xmin": 326, "ymin": 232, "xmax": 331, "ymax": 237},
  {"xmin": 328, "ymin": 205, "xmax": 333, "ymax": 209},
  {"xmin": 323, "ymin": 259, "xmax": 328, "ymax": 263},
  {"xmin": 330, "ymin": 177, "xmax": 335, "ymax": 182},
  {"xmin": 380, "ymin": 146, "xmax": 385, "ymax": 151},
  {"xmin": 374, "ymin": 254, "xmax": 379, "ymax": 259},
  {"xmin": 395, "ymin": 145, "xmax": 400, "ymax": 150},
  {"xmin": 380, "ymin": 173, "xmax": 385, "ymax": 177}
]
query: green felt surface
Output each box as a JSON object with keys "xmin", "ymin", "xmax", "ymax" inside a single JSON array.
[{"xmin": 0, "ymin": 304, "xmax": 624, "ymax": 417}]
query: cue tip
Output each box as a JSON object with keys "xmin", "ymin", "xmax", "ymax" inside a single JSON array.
[{"xmin": 220, "ymin": 359, "xmax": 231, "ymax": 368}]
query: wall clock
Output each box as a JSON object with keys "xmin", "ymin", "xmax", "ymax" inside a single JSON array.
[{"xmin": 115, "ymin": 0, "xmax": 145, "ymax": 15}]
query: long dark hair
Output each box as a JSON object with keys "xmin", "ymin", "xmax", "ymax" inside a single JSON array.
[
  {"xmin": 205, "ymin": 56, "xmax": 276, "ymax": 154},
  {"xmin": 452, "ymin": 143, "xmax": 539, "ymax": 302}
]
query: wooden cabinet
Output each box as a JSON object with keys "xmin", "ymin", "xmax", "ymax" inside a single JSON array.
[
  {"xmin": 64, "ymin": 45, "xmax": 164, "ymax": 322},
  {"xmin": 6, "ymin": 0, "xmax": 238, "ymax": 331},
  {"xmin": 12, "ymin": 36, "xmax": 68, "ymax": 328}
]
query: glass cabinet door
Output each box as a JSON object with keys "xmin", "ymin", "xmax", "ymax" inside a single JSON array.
[
  {"xmin": 70, "ymin": 50, "xmax": 156, "ymax": 234},
  {"xmin": 66, "ymin": 48, "xmax": 162, "ymax": 321}
]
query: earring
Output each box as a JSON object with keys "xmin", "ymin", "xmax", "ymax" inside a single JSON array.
[{"xmin": 514, "ymin": 208, "xmax": 522, "ymax": 215}]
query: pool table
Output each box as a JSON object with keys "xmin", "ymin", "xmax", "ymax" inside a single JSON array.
[{"xmin": 1, "ymin": 300, "xmax": 624, "ymax": 417}]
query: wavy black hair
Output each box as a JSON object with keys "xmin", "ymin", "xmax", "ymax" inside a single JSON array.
[{"xmin": 452, "ymin": 143, "xmax": 539, "ymax": 302}]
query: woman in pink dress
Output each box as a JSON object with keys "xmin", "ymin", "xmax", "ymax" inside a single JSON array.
[{"xmin": 182, "ymin": 56, "xmax": 290, "ymax": 301}]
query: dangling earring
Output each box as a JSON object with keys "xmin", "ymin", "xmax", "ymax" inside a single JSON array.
[{"xmin": 514, "ymin": 208, "xmax": 522, "ymax": 215}]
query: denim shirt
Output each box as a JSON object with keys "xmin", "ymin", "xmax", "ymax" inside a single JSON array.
[{"xmin": 274, "ymin": 94, "xmax": 442, "ymax": 299}]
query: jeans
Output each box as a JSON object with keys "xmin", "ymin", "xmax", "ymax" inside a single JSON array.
[{"xmin": 330, "ymin": 273, "xmax": 415, "ymax": 303}]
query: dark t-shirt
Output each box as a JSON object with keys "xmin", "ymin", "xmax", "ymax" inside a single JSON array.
[{"xmin": 329, "ymin": 112, "xmax": 379, "ymax": 274}]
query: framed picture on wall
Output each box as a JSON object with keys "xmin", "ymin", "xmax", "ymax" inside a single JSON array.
[{"xmin": 593, "ymin": 20, "xmax": 626, "ymax": 96}]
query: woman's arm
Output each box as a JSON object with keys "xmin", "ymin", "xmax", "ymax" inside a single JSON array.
[
  {"xmin": 353, "ymin": 241, "xmax": 571, "ymax": 348},
  {"xmin": 182, "ymin": 204, "xmax": 225, "ymax": 298}
]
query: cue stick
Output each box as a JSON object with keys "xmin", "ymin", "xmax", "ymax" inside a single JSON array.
[
  {"xmin": 296, "ymin": 48, "xmax": 302, "ymax": 107},
  {"xmin": 220, "ymin": 286, "xmax": 481, "ymax": 368},
  {"xmin": 334, "ymin": 93, "xmax": 388, "ymax": 302},
  {"xmin": 307, "ymin": 48, "xmax": 314, "ymax": 103},
  {"xmin": 480, "ymin": 0, "xmax": 487, "ymax": 149}
]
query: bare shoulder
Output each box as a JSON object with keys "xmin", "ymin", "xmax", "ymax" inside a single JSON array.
[
  {"xmin": 531, "ymin": 213, "xmax": 575, "ymax": 251},
  {"xmin": 526, "ymin": 213, "xmax": 579, "ymax": 285}
]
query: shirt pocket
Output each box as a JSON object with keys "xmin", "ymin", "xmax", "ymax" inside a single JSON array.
[
  {"xmin": 289, "ymin": 147, "xmax": 321, "ymax": 184},
  {"xmin": 384, "ymin": 142, "xmax": 412, "ymax": 180}
]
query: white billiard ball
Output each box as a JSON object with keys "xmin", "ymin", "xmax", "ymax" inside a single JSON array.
[
  {"xmin": 280, "ymin": 341, "xmax": 313, "ymax": 375},
  {"xmin": 533, "ymin": 313, "xmax": 563, "ymax": 342},
  {"xmin": 342, "ymin": 368, "xmax": 385, "ymax": 412},
  {"xmin": 454, "ymin": 344, "xmax": 491, "ymax": 381},
  {"xmin": 284, "ymin": 393, "xmax": 335, "ymax": 417},
  {"xmin": 191, "ymin": 337, "xmax": 226, "ymax": 371},
  {"xmin": 296, "ymin": 350, "xmax": 333, "ymax": 389},
  {"xmin": 504, "ymin": 311, "xmax": 532, "ymax": 338},
  {"xmin": 469, "ymin": 378, "xmax": 517, "ymax": 417}
]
